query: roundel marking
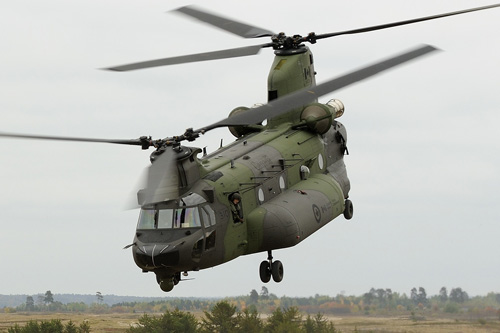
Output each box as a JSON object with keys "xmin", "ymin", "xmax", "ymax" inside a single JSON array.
[{"xmin": 312, "ymin": 204, "xmax": 321, "ymax": 223}]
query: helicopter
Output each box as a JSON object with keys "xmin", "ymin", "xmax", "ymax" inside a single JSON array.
[{"xmin": 1, "ymin": 3, "xmax": 499, "ymax": 294}]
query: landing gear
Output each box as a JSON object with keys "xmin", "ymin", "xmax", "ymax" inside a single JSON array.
[
  {"xmin": 159, "ymin": 278, "xmax": 174, "ymax": 292},
  {"xmin": 344, "ymin": 199, "xmax": 353, "ymax": 220},
  {"xmin": 173, "ymin": 272, "xmax": 181, "ymax": 285},
  {"xmin": 156, "ymin": 272, "xmax": 181, "ymax": 292},
  {"xmin": 259, "ymin": 250, "xmax": 284, "ymax": 283}
]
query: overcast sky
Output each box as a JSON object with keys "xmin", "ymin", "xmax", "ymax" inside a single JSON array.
[{"xmin": 1, "ymin": 0, "xmax": 499, "ymax": 300}]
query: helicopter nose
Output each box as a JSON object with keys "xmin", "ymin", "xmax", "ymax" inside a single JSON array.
[{"xmin": 133, "ymin": 244, "xmax": 180, "ymax": 269}]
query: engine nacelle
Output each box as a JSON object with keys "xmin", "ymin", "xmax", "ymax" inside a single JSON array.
[
  {"xmin": 227, "ymin": 105, "xmax": 265, "ymax": 138},
  {"xmin": 300, "ymin": 99, "xmax": 344, "ymax": 134},
  {"xmin": 227, "ymin": 107, "xmax": 252, "ymax": 138}
]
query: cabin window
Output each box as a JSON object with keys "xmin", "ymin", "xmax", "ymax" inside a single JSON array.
[
  {"xmin": 318, "ymin": 153, "xmax": 324, "ymax": 170},
  {"xmin": 258, "ymin": 188, "xmax": 265, "ymax": 203},
  {"xmin": 279, "ymin": 176, "xmax": 286, "ymax": 190}
]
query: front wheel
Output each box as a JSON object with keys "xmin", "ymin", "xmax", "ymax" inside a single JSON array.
[{"xmin": 159, "ymin": 279, "xmax": 174, "ymax": 292}]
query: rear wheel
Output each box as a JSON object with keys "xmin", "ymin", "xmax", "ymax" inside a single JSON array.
[
  {"xmin": 271, "ymin": 260, "xmax": 284, "ymax": 282},
  {"xmin": 259, "ymin": 261, "xmax": 271, "ymax": 283},
  {"xmin": 344, "ymin": 199, "xmax": 353, "ymax": 220}
]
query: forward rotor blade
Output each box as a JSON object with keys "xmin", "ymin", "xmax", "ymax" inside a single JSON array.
[
  {"xmin": 174, "ymin": 5, "xmax": 275, "ymax": 38},
  {"xmin": 138, "ymin": 148, "xmax": 179, "ymax": 206},
  {"xmin": 105, "ymin": 44, "xmax": 269, "ymax": 71},
  {"xmin": 0, "ymin": 132, "xmax": 149, "ymax": 147},
  {"xmin": 200, "ymin": 44, "xmax": 438, "ymax": 131},
  {"xmin": 314, "ymin": 3, "xmax": 500, "ymax": 40}
]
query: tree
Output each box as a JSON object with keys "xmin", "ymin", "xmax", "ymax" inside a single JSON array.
[
  {"xmin": 201, "ymin": 301, "xmax": 238, "ymax": 333},
  {"xmin": 303, "ymin": 313, "xmax": 337, "ymax": 333},
  {"xmin": 96, "ymin": 291, "xmax": 104, "ymax": 304},
  {"xmin": 79, "ymin": 321, "xmax": 91, "ymax": 333},
  {"xmin": 449, "ymin": 288, "xmax": 468, "ymax": 303},
  {"xmin": 128, "ymin": 309, "xmax": 198, "ymax": 333},
  {"xmin": 265, "ymin": 307, "xmax": 302, "ymax": 333},
  {"xmin": 260, "ymin": 286, "xmax": 269, "ymax": 300},
  {"xmin": 44, "ymin": 290, "xmax": 54, "ymax": 305},
  {"xmin": 362, "ymin": 288, "xmax": 376, "ymax": 305},
  {"xmin": 25, "ymin": 296, "xmax": 35, "ymax": 312},
  {"xmin": 418, "ymin": 287, "xmax": 427, "ymax": 305},
  {"xmin": 249, "ymin": 289, "xmax": 259, "ymax": 304},
  {"xmin": 439, "ymin": 287, "xmax": 448, "ymax": 302},
  {"xmin": 410, "ymin": 287, "xmax": 427, "ymax": 305},
  {"xmin": 410, "ymin": 288, "xmax": 418, "ymax": 305},
  {"xmin": 65, "ymin": 320, "xmax": 78, "ymax": 333},
  {"xmin": 236, "ymin": 308, "xmax": 263, "ymax": 333}
]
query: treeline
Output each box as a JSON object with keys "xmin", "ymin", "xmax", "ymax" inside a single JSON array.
[
  {"xmin": 4, "ymin": 287, "xmax": 500, "ymax": 319},
  {"xmin": 0, "ymin": 292, "xmax": 181, "ymax": 308}
]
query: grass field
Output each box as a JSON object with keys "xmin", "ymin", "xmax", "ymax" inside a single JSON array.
[{"xmin": 1, "ymin": 312, "xmax": 500, "ymax": 332}]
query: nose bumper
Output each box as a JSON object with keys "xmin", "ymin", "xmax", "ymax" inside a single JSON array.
[{"xmin": 133, "ymin": 244, "xmax": 180, "ymax": 270}]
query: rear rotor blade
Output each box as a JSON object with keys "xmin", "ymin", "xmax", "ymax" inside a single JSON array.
[
  {"xmin": 105, "ymin": 44, "xmax": 269, "ymax": 71},
  {"xmin": 0, "ymin": 132, "xmax": 151, "ymax": 147},
  {"xmin": 314, "ymin": 3, "xmax": 500, "ymax": 41},
  {"xmin": 200, "ymin": 44, "xmax": 438, "ymax": 131},
  {"xmin": 174, "ymin": 5, "xmax": 275, "ymax": 38}
]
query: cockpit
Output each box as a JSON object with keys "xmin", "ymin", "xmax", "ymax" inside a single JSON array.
[
  {"xmin": 137, "ymin": 192, "xmax": 216, "ymax": 230},
  {"xmin": 133, "ymin": 192, "xmax": 218, "ymax": 273}
]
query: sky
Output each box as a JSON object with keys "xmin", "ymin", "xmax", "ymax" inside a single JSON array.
[{"xmin": 1, "ymin": 0, "xmax": 499, "ymax": 300}]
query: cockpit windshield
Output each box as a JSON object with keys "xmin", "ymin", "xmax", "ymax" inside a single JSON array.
[{"xmin": 137, "ymin": 193, "xmax": 215, "ymax": 230}]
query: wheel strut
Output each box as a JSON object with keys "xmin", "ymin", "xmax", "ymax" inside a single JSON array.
[{"xmin": 267, "ymin": 250, "xmax": 273, "ymax": 265}]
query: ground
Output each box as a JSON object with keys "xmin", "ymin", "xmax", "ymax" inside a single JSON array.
[{"xmin": 1, "ymin": 312, "xmax": 500, "ymax": 332}]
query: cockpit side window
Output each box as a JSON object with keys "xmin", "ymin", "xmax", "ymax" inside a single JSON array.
[
  {"xmin": 200, "ymin": 205, "xmax": 216, "ymax": 227},
  {"xmin": 137, "ymin": 208, "xmax": 155, "ymax": 229}
]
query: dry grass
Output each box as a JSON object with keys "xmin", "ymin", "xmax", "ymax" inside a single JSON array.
[
  {"xmin": 0, "ymin": 312, "xmax": 141, "ymax": 332},
  {"xmin": 1, "ymin": 312, "xmax": 500, "ymax": 332},
  {"xmin": 327, "ymin": 314, "xmax": 500, "ymax": 332}
]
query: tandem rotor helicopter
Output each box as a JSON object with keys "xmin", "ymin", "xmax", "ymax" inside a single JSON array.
[{"xmin": 2, "ymin": 4, "xmax": 499, "ymax": 293}]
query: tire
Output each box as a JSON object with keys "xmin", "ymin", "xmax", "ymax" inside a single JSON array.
[
  {"xmin": 344, "ymin": 199, "xmax": 353, "ymax": 220},
  {"xmin": 159, "ymin": 279, "xmax": 174, "ymax": 292},
  {"xmin": 271, "ymin": 260, "xmax": 284, "ymax": 283},
  {"xmin": 173, "ymin": 272, "xmax": 181, "ymax": 285},
  {"xmin": 259, "ymin": 261, "xmax": 271, "ymax": 283}
]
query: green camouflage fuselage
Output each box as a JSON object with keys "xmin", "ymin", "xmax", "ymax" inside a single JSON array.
[{"xmin": 132, "ymin": 46, "xmax": 351, "ymax": 286}]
